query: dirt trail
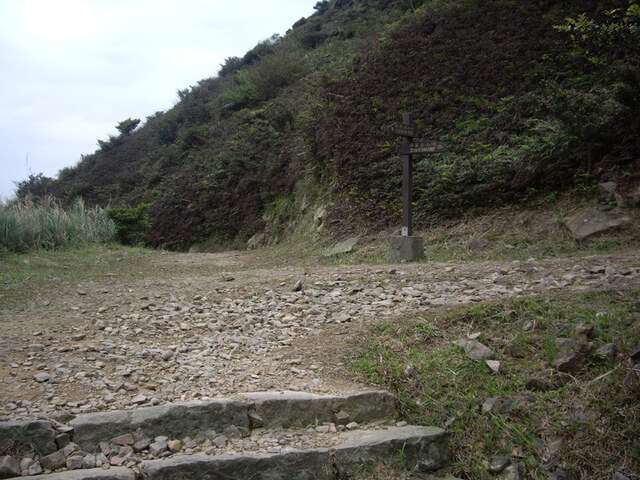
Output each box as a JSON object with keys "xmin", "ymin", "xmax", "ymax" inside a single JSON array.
[{"xmin": 1, "ymin": 249, "xmax": 639, "ymax": 421}]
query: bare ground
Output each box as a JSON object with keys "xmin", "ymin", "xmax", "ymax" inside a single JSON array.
[{"xmin": 1, "ymin": 248, "xmax": 639, "ymax": 422}]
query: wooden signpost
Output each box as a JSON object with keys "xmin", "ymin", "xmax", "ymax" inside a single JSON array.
[{"xmin": 387, "ymin": 113, "xmax": 447, "ymax": 260}]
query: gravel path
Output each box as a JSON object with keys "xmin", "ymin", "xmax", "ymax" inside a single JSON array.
[{"xmin": 2, "ymin": 250, "xmax": 639, "ymax": 422}]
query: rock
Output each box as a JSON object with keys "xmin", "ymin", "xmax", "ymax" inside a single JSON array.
[
  {"xmin": 131, "ymin": 394, "xmax": 147, "ymax": 405},
  {"xmin": 40, "ymin": 449, "xmax": 67, "ymax": 471},
  {"xmin": 481, "ymin": 397, "xmax": 503, "ymax": 414},
  {"xmin": 497, "ymin": 463, "xmax": 521, "ymax": 480},
  {"xmin": 486, "ymin": 360, "xmax": 501, "ymax": 373},
  {"xmin": 630, "ymin": 348, "xmax": 640, "ymax": 362},
  {"xmin": 20, "ymin": 457, "xmax": 34, "ymax": 472},
  {"xmin": 454, "ymin": 339, "xmax": 495, "ymax": 361},
  {"xmin": 564, "ymin": 207, "xmax": 622, "ymax": 241},
  {"xmin": 213, "ymin": 435, "xmax": 228, "ymax": 448},
  {"xmin": 334, "ymin": 410, "xmax": 350, "ymax": 426},
  {"xmin": 221, "ymin": 274, "xmax": 235, "ymax": 282},
  {"xmin": 83, "ymin": 454, "xmax": 97, "ymax": 469},
  {"xmin": 388, "ymin": 236, "xmax": 424, "ymax": 262},
  {"xmin": 149, "ymin": 439, "xmax": 168, "ymax": 457},
  {"xmin": 482, "ymin": 396, "xmax": 534, "ymax": 415},
  {"xmin": 404, "ymin": 365, "xmax": 415, "ymax": 377},
  {"xmin": 33, "ymin": 372, "xmax": 51, "ymax": 382},
  {"xmin": 95, "ymin": 452, "xmax": 109, "ymax": 467},
  {"xmin": 553, "ymin": 352, "xmax": 586, "ymax": 373},
  {"xmin": 598, "ymin": 181, "xmax": 617, "ymax": 202},
  {"xmin": 574, "ymin": 323, "xmax": 595, "ymax": 341},
  {"xmin": 66, "ymin": 454, "xmax": 85, "ymax": 469},
  {"xmin": 223, "ymin": 425, "xmax": 242, "ymax": 439},
  {"xmin": 468, "ymin": 238, "xmax": 489, "ymax": 250},
  {"xmin": 417, "ymin": 456, "xmax": 448, "ymax": 472},
  {"xmin": 248, "ymin": 411, "xmax": 264, "ymax": 428},
  {"xmin": 99, "ymin": 441, "xmax": 112, "ymax": 456},
  {"xmin": 623, "ymin": 363, "xmax": 640, "ymax": 396},
  {"xmin": 112, "ymin": 433, "xmax": 135, "ymax": 445},
  {"xmin": 327, "ymin": 237, "xmax": 360, "ymax": 256},
  {"xmin": 548, "ymin": 469, "xmax": 567, "ymax": 480},
  {"xmin": 133, "ymin": 438, "xmax": 151, "ymax": 452},
  {"xmin": 526, "ymin": 378, "xmax": 552, "ymax": 392},
  {"xmin": 605, "ymin": 265, "xmax": 617, "ymax": 277},
  {"xmin": 167, "ymin": 439, "xmax": 182, "ymax": 453},
  {"xmin": 247, "ymin": 232, "xmax": 266, "ymax": 250},
  {"xmin": 505, "ymin": 342, "xmax": 528, "ymax": 358},
  {"xmin": 27, "ymin": 461, "xmax": 42, "ymax": 475},
  {"xmin": 161, "ymin": 350, "xmax": 173, "ymax": 361},
  {"xmin": 0, "ymin": 420, "xmax": 57, "ymax": 456},
  {"xmin": 292, "ymin": 280, "xmax": 303, "ymax": 292},
  {"xmin": 0, "ymin": 455, "xmax": 21, "ymax": 479},
  {"xmin": 488, "ymin": 455, "xmax": 510, "ymax": 474},
  {"xmin": 595, "ymin": 343, "xmax": 617, "ymax": 364},
  {"xmin": 613, "ymin": 473, "xmax": 631, "ymax": 480},
  {"xmin": 56, "ymin": 432, "xmax": 71, "ymax": 449}
]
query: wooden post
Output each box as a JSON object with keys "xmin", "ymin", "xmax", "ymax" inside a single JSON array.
[
  {"xmin": 386, "ymin": 113, "xmax": 446, "ymax": 261},
  {"xmin": 401, "ymin": 113, "xmax": 414, "ymax": 237}
]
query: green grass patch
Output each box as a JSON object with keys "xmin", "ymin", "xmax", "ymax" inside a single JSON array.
[
  {"xmin": 0, "ymin": 245, "xmax": 155, "ymax": 311},
  {"xmin": 350, "ymin": 291, "xmax": 640, "ymax": 479}
]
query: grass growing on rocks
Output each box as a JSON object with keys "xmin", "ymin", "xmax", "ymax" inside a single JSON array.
[{"xmin": 351, "ymin": 290, "xmax": 640, "ymax": 479}]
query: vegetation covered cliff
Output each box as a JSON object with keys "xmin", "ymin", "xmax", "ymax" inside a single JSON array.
[{"xmin": 20, "ymin": 0, "xmax": 640, "ymax": 250}]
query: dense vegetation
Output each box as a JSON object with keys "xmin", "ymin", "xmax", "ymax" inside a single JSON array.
[
  {"xmin": 21, "ymin": 0, "xmax": 640, "ymax": 250},
  {"xmin": 0, "ymin": 197, "xmax": 116, "ymax": 254}
]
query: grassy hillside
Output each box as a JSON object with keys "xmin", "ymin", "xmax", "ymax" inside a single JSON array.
[{"xmin": 29, "ymin": 0, "xmax": 639, "ymax": 250}]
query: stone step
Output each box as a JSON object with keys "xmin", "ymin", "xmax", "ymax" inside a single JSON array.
[
  {"xmin": 68, "ymin": 390, "xmax": 396, "ymax": 452},
  {"xmin": 18, "ymin": 426, "xmax": 448, "ymax": 480},
  {"xmin": 2, "ymin": 391, "xmax": 449, "ymax": 479},
  {"xmin": 19, "ymin": 468, "xmax": 135, "ymax": 480},
  {"xmin": 141, "ymin": 425, "xmax": 448, "ymax": 480}
]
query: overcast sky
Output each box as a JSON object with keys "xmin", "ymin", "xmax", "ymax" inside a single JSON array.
[{"xmin": 0, "ymin": 0, "xmax": 318, "ymax": 201}]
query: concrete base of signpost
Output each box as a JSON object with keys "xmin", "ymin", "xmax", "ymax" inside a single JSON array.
[{"xmin": 388, "ymin": 236, "xmax": 424, "ymax": 262}]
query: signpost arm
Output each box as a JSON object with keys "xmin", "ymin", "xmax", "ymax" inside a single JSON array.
[{"xmin": 402, "ymin": 113, "xmax": 413, "ymax": 237}]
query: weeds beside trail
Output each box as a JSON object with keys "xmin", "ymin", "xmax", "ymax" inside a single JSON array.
[
  {"xmin": 352, "ymin": 290, "xmax": 640, "ymax": 479},
  {"xmin": 0, "ymin": 197, "xmax": 116, "ymax": 254}
]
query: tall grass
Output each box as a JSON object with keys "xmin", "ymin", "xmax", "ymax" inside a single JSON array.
[{"xmin": 0, "ymin": 197, "xmax": 117, "ymax": 253}]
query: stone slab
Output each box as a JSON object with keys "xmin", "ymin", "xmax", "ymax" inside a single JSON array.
[
  {"xmin": 0, "ymin": 420, "xmax": 57, "ymax": 456},
  {"xmin": 69, "ymin": 399, "xmax": 247, "ymax": 452},
  {"xmin": 326, "ymin": 237, "xmax": 360, "ymax": 256},
  {"xmin": 18, "ymin": 467, "xmax": 135, "ymax": 480},
  {"xmin": 239, "ymin": 391, "xmax": 395, "ymax": 429},
  {"xmin": 141, "ymin": 425, "xmax": 448, "ymax": 480},
  {"xmin": 388, "ymin": 236, "xmax": 424, "ymax": 261},
  {"xmin": 563, "ymin": 207, "xmax": 622, "ymax": 240}
]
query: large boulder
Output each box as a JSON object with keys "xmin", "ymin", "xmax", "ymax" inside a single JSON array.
[
  {"xmin": 563, "ymin": 207, "xmax": 622, "ymax": 241},
  {"xmin": 326, "ymin": 237, "xmax": 360, "ymax": 256}
]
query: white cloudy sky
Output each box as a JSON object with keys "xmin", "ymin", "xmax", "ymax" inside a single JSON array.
[{"xmin": 0, "ymin": 0, "xmax": 318, "ymax": 200}]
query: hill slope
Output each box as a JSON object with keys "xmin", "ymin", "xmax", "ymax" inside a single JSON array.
[{"xmin": 34, "ymin": 0, "xmax": 639, "ymax": 250}]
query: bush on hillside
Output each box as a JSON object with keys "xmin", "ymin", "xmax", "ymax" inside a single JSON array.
[
  {"xmin": 14, "ymin": 173, "xmax": 55, "ymax": 200},
  {"xmin": 107, "ymin": 204, "xmax": 151, "ymax": 246}
]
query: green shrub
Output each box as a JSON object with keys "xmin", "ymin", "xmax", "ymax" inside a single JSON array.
[
  {"xmin": 248, "ymin": 50, "xmax": 306, "ymax": 100},
  {"xmin": 106, "ymin": 204, "xmax": 151, "ymax": 246},
  {"xmin": 222, "ymin": 71, "xmax": 262, "ymax": 110}
]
